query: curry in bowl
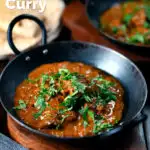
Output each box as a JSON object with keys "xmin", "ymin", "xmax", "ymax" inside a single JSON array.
[
  {"xmin": 101, "ymin": 0, "xmax": 150, "ymax": 45},
  {"xmin": 14, "ymin": 62, "xmax": 124, "ymax": 137}
]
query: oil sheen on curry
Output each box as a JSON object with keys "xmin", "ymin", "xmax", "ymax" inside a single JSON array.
[
  {"xmin": 14, "ymin": 62, "xmax": 124, "ymax": 137},
  {"xmin": 101, "ymin": 0, "xmax": 150, "ymax": 45}
]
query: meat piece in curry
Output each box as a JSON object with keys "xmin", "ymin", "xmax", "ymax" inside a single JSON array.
[
  {"xmin": 100, "ymin": 0, "xmax": 150, "ymax": 45},
  {"xmin": 14, "ymin": 62, "xmax": 124, "ymax": 137}
]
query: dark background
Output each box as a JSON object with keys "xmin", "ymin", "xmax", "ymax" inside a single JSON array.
[{"xmin": 64, "ymin": 0, "xmax": 86, "ymax": 4}]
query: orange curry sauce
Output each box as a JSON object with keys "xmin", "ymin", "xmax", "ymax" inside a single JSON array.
[
  {"xmin": 14, "ymin": 62, "xmax": 124, "ymax": 137},
  {"xmin": 101, "ymin": 1, "xmax": 150, "ymax": 45}
]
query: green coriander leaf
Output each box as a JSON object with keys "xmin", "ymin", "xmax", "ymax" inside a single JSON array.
[
  {"xmin": 126, "ymin": 33, "xmax": 145, "ymax": 44},
  {"xmin": 26, "ymin": 78, "xmax": 36, "ymax": 84},
  {"xmin": 59, "ymin": 68, "xmax": 70, "ymax": 75},
  {"xmin": 59, "ymin": 107, "xmax": 73, "ymax": 114},
  {"xmin": 88, "ymin": 76, "xmax": 117, "ymax": 105},
  {"xmin": 144, "ymin": 21, "xmax": 150, "ymax": 28},
  {"xmin": 112, "ymin": 25, "xmax": 126, "ymax": 34},
  {"xmin": 26, "ymin": 76, "xmax": 41, "ymax": 84},
  {"xmin": 61, "ymin": 114, "xmax": 70, "ymax": 124},
  {"xmin": 39, "ymin": 74, "xmax": 58, "ymax": 100},
  {"xmin": 93, "ymin": 120, "xmax": 101, "ymax": 134},
  {"xmin": 40, "ymin": 74, "xmax": 49, "ymax": 88},
  {"xmin": 144, "ymin": 31, "xmax": 150, "ymax": 44},
  {"xmin": 64, "ymin": 73, "xmax": 77, "ymax": 80},
  {"xmin": 79, "ymin": 106, "xmax": 89, "ymax": 127},
  {"xmin": 123, "ymin": 14, "xmax": 133, "ymax": 25},
  {"xmin": 13, "ymin": 100, "xmax": 26, "ymax": 110},
  {"xmin": 56, "ymin": 114, "xmax": 71, "ymax": 129},
  {"xmin": 59, "ymin": 68, "xmax": 70, "ymax": 79},
  {"xmin": 58, "ymin": 69, "xmax": 79, "ymax": 80},
  {"xmin": 95, "ymin": 114, "xmax": 104, "ymax": 120},
  {"xmin": 72, "ymin": 79, "xmax": 86, "ymax": 93},
  {"xmin": 144, "ymin": 30, "xmax": 150, "ymax": 37},
  {"xmin": 99, "ymin": 123, "xmax": 113, "ymax": 130},
  {"xmin": 144, "ymin": 4, "xmax": 150, "ymax": 21},
  {"xmin": 51, "ymin": 73, "xmax": 61, "ymax": 80},
  {"xmin": 34, "ymin": 96, "xmax": 47, "ymax": 119},
  {"xmin": 93, "ymin": 121, "xmax": 113, "ymax": 134},
  {"xmin": 49, "ymin": 76, "xmax": 55, "ymax": 84},
  {"xmin": 33, "ymin": 102, "xmax": 46, "ymax": 119},
  {"xmin": 134, "ymin": 5, "xmax": 143, "ymax": 12},
  {"xmin": 88, "ymin": 110, "xmax": 95, "ymax": 120},
  {"xmin": 108, "ymin": 94, "xmax": 117, "ymax": 101},
  {"xmin": 61, "ymin": 91, "xmax": 78, "ymax": 107},
  {"xmin": 83, "ymin": 121, "xmax": 88, "ymax": 127},
  {"xmin": 119, "ymin": 24, "xmax": 127, "ymax": 32},
  {"xmin": 112, "ymin": 27, "xmax": 118, "ymax": 34},
  {"xmin": 34, "ymin": 96, "xmax": 45, "ymax": 108},
  {"xmin": 115, "ymin": 119, "xmax": 119, "ymax": 124},
  {"xmin": 83, "ymin": 94, "xmax": 92, "ymax": 102},
  {"xmin": 41, "ymin": 74, "xmax": 49, "ymax": 80},
  {"xmin": 91, "ymin": 76, "xmax": 115, "ymax": 87},
  {"xmin": 48, "ymin": 85, "xmax": 58, "ymax": 97},
  {"xmin": 95, "ymin": 82, "xmax": 117, "ymax": 105}
]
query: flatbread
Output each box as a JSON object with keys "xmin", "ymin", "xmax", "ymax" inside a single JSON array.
[
  {"xmin": 0, "ymin": 0, "xmax": 65, "ymax": 59},
  {"xmin": 0, "ymin": 27, "xmax": 61, "ymax": 58},
  {"xmin": 0, "ymin": 0, "xmax": 64, "ymax": 37},
  {"xmin": 0, "ymin": 0, "xmax": 65, "ymax": 38},
  {"xmin": 0, "ymin": 0, "xmax": 44, "ymax": 38}
]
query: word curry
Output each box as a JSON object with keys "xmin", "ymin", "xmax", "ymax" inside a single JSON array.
[{"xmin": 6, "ymin": 0, "xmax": 47, "ymax": 13}]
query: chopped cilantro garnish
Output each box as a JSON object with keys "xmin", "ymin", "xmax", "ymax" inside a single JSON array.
[
  {"xmin": 115, "ymin": 119, "xmax": 119, "ymax": 124},
  {"xmin": 33, "ymin": 102, "xmax": 47, "ymax": 119},
  {"xmin": 34, "ymin": 96, "xmax": 45, "ymax": 108},
  {"xmin": 13, "ymin": 100, "xmax": 26, "ymax": 110},
  {"xmin": 112, "ymin": 27, "xmax": 118, "ymax": 34},
  {"xmin": 40, "ymin": 74, "xmax": 49, "ymax": 89},
  {"xmin": 72, "ymin": 78, "xmax": 87, "ymax": 93},
  {"xmin": 123, "ymin": 14, "xmax": 133, "ymax": 25},
  {"xmin": 61, "ymin": 91, "xmax": 78, "ymax": 108},
  {"xmin": 88, "ymin": 110, "xmax": 95, "ymax": 120},
  {"xmin": 144, "ymin": 4, "xmax": 150, "ymax": 21},
  {"xmin": 56, "ymin": 114, "xmax": 71, "ymax": 129},
  {"xmin": 144, "ymin": 21, "xmax": 150, "ymax": 28},
  {"xmin": 79, "ymin": 106, "xmax": 89, "ymax": 127},
  {"xmin": 119, "ymin": 24, "xmax": 127, "ymax": 32},
  {"xmin": 126, "ymin": 33, "xmax": 145, "ymax": 44},
  {"xmin": 112, "ymin": 25, "xmax": 127, "ymax": 34},
  {"xmin": 16, "ymin": 68, "xmax": 119, "ymax": 134},
  {"xmin": 59, "ymin": 107, "xmax": 73, "ymax": 114},
  {"xmin": 93, "ymin": 121, "xmax": 113, "ymax": 134},
  {"xmin": 33, "ymin": 96, "xmax": 47, "ymax": 119}
]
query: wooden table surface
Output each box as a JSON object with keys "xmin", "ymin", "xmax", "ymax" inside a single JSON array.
[{"xmin": 0, "ymin": 1, "xmax": 150, "ymax": 149}]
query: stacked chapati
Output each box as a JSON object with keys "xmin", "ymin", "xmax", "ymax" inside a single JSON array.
[{"xmin": 0, "ymin": 0, "xmax": 65, "ymax": 59}]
